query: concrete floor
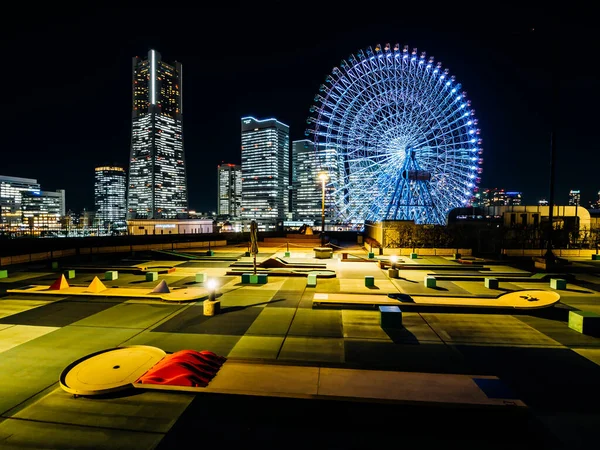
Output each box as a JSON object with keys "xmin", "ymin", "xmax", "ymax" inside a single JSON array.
[{"xmin": 0, "ymin": 245, "xmax": 599, "ymax": 449}]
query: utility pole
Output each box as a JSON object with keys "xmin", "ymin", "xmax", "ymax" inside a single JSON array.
[{"xmin": 543, "ymin": 19, "xmax": 558, "ymax": 266}]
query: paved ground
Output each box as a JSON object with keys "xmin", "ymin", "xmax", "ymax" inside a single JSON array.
[{"xmin": 0, "ymin": 244, "xmax": 599, "ymax": 449}]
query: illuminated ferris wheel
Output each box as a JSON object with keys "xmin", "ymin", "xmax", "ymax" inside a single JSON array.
[{"xmin": 306, "ymin": 43, "xmax": 483, "ymax": 225}]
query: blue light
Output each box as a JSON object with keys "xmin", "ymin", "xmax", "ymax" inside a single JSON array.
[
  {"xmin": 451, "ymin": 88, "xmax": 456, "ymax": 93},
  {"xmin": 446, "ymin": 81, "xmax": 451, "ymax": 86},
  {"xmin": 470, "ymin": 138, "xmax": 476, "ymax": 143},
  {"xmin": 467, "ymin": 121, "xmax": 472, "ymax": 125},
  {"xmin": 440, "ymin": 75, "xmax": 445, "ymax": 79},
  {"xmin": 469, "ymin": 130, "xmax": 475, "ymax": 134},
  {"xmin": 456, "ymin": 96, "xmax": 461, "ymax": 101}
]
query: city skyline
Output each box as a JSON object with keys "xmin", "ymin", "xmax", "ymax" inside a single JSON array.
[{"xmin": 0, "ymin": 7, "xmax": 595, "ymax": 212}]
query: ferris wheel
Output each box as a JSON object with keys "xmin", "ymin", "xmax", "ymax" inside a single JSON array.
[{"xmin": 305, "ymin": 43, "xmax": 483, "ymax": 225}]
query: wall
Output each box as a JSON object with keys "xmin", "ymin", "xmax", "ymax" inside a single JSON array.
[{"xmin": 0, "ymin": 239, "xmax": 227, "ymax": 267}]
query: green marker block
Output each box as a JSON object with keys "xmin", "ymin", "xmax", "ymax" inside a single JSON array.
[
  {"xmin": 365, "ymin": 276, "xmax": 375, "ymax": 287},
  {"xmin": 0, "ymin": 270, "xmax": 7, "ymax": 279},
  {"xmin": 105, "ymin": 271, "xmax": 118, "ymax": 281},
  {"xmin": 195, "ymin": 273, "xmax": 207, "ymax": 283},
  {"xmin": 550, "ymin": 278, "xmax": 566, "ymax": 290},
  {"xmin": 425, "ymin": 276, "xmax": 436, "ymax": 288},
  {"xmin": 484, "ymin": 278, "xmax": 499, "ymax": 289},
  {"xmin": 146, "ymin": 271, "xmax": 158, "ymax": 281},
  {"xmin": 257, "ymin": 274, "xmax": 268, "ymax": 284},
  {"xmin": 568, "ymin": 310, "xmax": 600, "ymax": 337},
  {"xmin": 64, "ymin": 270, "xmax": 75, "ymax": 279}
]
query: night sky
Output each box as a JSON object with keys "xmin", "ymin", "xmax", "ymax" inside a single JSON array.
[{"xmin": 1, "ymin": 6, "xmax": 595, "ymax": 213}]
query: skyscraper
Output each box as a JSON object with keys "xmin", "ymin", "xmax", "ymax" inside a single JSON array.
[
  {"xmin": 291, "ymin": 140, "xmax": 339, "ymax": 222},
  {"xmin": 217, "ymin": 163, "xmax": 242, "ymax": 217},
  {"xmin": 127, "ymin": 50, "xmax": 188, "ymax": 219},
  {"xmin": 21, "ymin": 190, "xmax": 64, "ymax": 234},
  {"xmin": 95, "ymin": 166, "xmax": 127, "ymax": 226},
  {"xmin": 241, "ymin": 117, "xmax": 289, "ymax": 222},
  {"xmin": 0, "ymin": 175, "xmax": 41, "ymax": 231}
]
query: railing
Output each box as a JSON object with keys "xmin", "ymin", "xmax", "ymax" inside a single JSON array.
[{"xmin": 0, "ymin": 239, "xmax": 227, "ymax": 267}]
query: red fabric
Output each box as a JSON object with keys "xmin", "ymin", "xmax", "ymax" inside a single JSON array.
[{"xmin": 137, "ymin": 350, "xmax": 227, "ymax": 387}]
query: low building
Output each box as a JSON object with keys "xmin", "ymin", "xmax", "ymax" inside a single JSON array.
[{"xmin": 126, "ymin": 219, "xmax": 214, "ymax": 236}]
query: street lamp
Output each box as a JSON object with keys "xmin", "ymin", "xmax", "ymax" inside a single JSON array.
[
  {"xmin": 318, "ymin": 172, "xmax": 328, "ymax": 246},
  {"xmin": 390, "ymin": 255, "xmax": 397, "ymax": 270}
]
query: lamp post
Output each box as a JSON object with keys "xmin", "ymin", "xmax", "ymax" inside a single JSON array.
[{"xmin": 318, "ymin": 172, "xmax": 328, "ymax": 246}]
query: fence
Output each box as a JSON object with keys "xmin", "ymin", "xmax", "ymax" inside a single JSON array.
[{"xmin": 0, "ymin": 239, "xmax": 227, "ymax": 267}]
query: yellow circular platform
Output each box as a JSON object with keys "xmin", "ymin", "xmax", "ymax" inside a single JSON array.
[{"xmin": 60, "ymin": 345, "xmax": 166, "ymax": 396}]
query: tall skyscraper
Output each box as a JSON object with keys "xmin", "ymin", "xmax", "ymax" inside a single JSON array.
[
  {"xmin": 127, "ymin": 49, "xmax": 188, "ymax": 219},
  {"xmin": 95, "ymin": 166, "xmax": 127, "ymax": 226},
  {"xmin": 217, "ymin": 163, "xmax": 242, "ymax": 217},
  {"xmin": 241, "ymin": 117, "xmax": 289, "ymax": 222},
  {"xmin": 291, "ymin": 140, "xmax": 339, "ymax": 222}
]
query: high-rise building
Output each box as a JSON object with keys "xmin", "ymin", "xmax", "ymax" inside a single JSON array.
[
  {"xmin": 127, "ymin": 49, "xmax": 188, "ymax": 219},
  {"xmin": 241, "ymin": 117, "xmax": 289, "ymax": 222},
  {"xmin": 568, "ymin": 189, "xmax": 581, "ymax": 206},
  {"xmin": 95, "ymin": 166, "xmax": 127, "ymax": 226},
  {"xmin": 21, "ymin": 190, "xmax": 65, "ymax": 234},
  {"xmin": 217, "ymin": 163, "xmax": 242, "ymax": 217},
  {"xmin": 291, "ymin": 140, "xmax": 340, "ymax": 222},
  {"xmin": 0, "ymin": 175, "xmax": 41, "ymax": 231}
]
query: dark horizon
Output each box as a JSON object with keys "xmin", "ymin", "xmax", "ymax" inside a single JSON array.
[{"xmin": 1, "ymin": 6, "xmax": 596, "ymax": 213}]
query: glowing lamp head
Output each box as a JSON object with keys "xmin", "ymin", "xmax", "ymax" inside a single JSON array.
[
  {"xmin": 390, "ymin": 255, "xmax": 398, "ymax": 263},
  {"xmin": 319, "ymin": 173, "xmax": 329, "ymax": 182},
  {"xmin": 207, "ymin": 279, "xmax": 217, "ymax": 290}
]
